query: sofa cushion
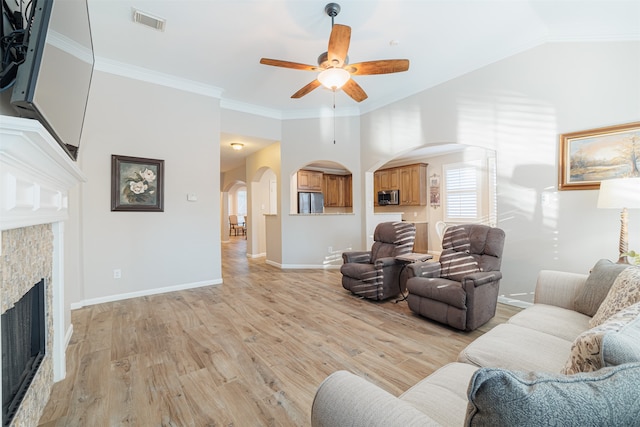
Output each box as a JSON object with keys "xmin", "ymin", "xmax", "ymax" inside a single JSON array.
[
  {"xmin": 574, "ymin": 259, "xmax": 629, "ymax": 317},
  {"xmin": 458, "ymin": 324, "xmax": 573, "ymax": 372},
  {"xmin": 562, "ymin": 302, "xmax": 640, "ymax": 374},
  {"xmin": 506, "ymin": 304, "xmax": 591, "ymax": 342},
  {"xmin": 311, "ymin": 370, "xmax": 441, "ymax": 427},
  {"xmin": 465, "ymin": 363, "xmax": 640, "ymax": 427},
  {"xmin": 590, "ymin": 266, "xmax": 640, "ymax": 327},
  {"xmin": 400, "ymin": 362, "xmax": 477, "ymax": 427}
]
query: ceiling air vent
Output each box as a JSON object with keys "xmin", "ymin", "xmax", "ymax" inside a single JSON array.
[{"xmin": 132, "ymin": 9, "xmax": 166, "ymax": 31}]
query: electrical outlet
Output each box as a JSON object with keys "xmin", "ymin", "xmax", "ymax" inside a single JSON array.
[
  {"xmin": 328, "ymin": 246, "xmax": 333, "ymax": 253},
  {"xmin": 113, "ymin": 269, "xmax": 121, "ymax": 279}
]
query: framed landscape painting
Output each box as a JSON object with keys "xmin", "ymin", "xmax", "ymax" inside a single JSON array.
[
  {"xmin": 111, "ymin": 155, "xmax": 164, "ymax": 211},
  {"xmin": 558, "ymin": 122, "xmax": 640, "ymax": 190}
]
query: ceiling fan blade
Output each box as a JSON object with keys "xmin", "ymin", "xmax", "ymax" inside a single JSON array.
[
  {"xmin": 291, "ymin": 79, "xmax": 322, "ymax": 98},
  {"xmin": 346, "ymin": 59, "xmax": 410, "ymax": 75},
  {"xmin": 260, "ymin": 58, "xmax": 319, "ymax": 71},
  {"xmin": 342, "ymin": 79, "xmax": 368, "ymax": 102},
  {"xmin": 327, "ymin": 24, "xmax": 351, "ymax": 68}
]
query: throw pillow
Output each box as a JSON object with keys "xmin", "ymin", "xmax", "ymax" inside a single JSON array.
[
  {"xmin": 602, "ymin": 314, "xmax": 640, "ymax": 367},
  {"xmin": 562, "ymin": 302, "xmax": 640, "ymax": 375},
  {"xmin": 465, "ymin": 363, "xmax": 640, "ymax": 427},
  {"xmin": 574, "ymin": 259, "xmax": 629, "ymax": 317},
  {"xmin": 590, "ymin": 266, "xmax": 640, "ymax": 327}
]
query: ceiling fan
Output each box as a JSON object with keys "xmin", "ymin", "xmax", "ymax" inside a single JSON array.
[{"xmin": 259, "ymin": 3, "xmax": 409, "ymax": 103}]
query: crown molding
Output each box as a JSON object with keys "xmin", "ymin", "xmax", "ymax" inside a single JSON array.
[
  {"xmin": 47, "ymin": 30, "xmax": 93, "ymax": 64},
  {"xmin": 93, "ymin": 56, "xmax": 224, "ymax": 98}
]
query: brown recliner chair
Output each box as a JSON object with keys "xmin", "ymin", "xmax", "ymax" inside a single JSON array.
[
  {"xmin": 405, "ymin": 224, "xmax": 505, "ymax": 331},
  {"xmin": 341, "ymin": 222, "xmax": 416, "ymax": 301}
]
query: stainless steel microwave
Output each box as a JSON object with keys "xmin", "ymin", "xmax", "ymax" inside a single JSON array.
[{"xmin": 378, "ymin": 190, "xmax": 399, "ymax": 205}]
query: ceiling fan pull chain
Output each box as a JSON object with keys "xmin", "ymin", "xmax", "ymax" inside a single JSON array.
[{"xmin": 333, "ymin": 90, "xmax": 336, "ymax": 144}]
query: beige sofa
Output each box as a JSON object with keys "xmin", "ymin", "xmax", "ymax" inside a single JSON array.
[{"xmin": 311, "ymin": 262, "xmax": 640, "ymax": 426}]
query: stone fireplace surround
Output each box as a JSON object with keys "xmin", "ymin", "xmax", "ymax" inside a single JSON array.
[{"xmin": 0, "ymin": 115, "xmax": 86, "ymax": 426}]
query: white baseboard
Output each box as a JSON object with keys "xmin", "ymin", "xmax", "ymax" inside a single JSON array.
[
  {"xmin": 497, "ymin": 296, "xmax": 533, "ymax": 308},
  {"xmin": 70, "ymin": 279, "xmax": 223, "ymax": 309},
  {"xmin": 265, "ymin": 259, "xmax": 341, "ymax": 270},
  {"xmin": 265, "ymin": 259, "xmax": 282, "ymax": 268},
  {"xmin": 248, "ymin": 252, "xmax": 266, "ymax": 258}
]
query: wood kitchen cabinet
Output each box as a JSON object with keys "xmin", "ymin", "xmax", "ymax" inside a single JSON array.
[
  {"xmin": 297, "ymin": 170, "xmax": 323, "ymax": 192},
  {"xmin": 412, "ymin": 222, "xmax": 428, "ymax": 253},
  {"xmin": 344, "ymin": 175, "xmax": 352, "ymax": 207},
  {"xmin": 323, "ymin": 173, "xmax": 352, "ymax": 207},
  {"xmin": 374, "ymin": 163, "xmax": 427, "ymax": 206},
  {"xmin": 374, "ymin": 168, "xmax": 399, "ymax": 206},
  {"xmin": 400, "ymin": 163, "xmax": 428, "ymax": 206},
  {"xmin": 378, "ymin": 168, "xmax": 399, "ymax": 191},
  {"xmin": 374, "ymin": 168, "xmax": 399, "ymax": 193}
]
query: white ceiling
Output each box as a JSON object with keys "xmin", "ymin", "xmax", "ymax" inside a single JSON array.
[{"xmin": 85, "ymin": 0, "xmax": 640, "ymax": 172}]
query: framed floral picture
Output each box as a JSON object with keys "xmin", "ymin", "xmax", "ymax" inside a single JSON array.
[
  {"xmin": 111, "ymin": 155, "xmax": 164, "ymax": 211},
  {"xmin": 558, "ymin": 122, "xmax": 640, "ymax": 190}
]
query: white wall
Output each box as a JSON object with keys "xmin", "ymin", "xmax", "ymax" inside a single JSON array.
[
  {"xmin": 75, "ymin": 70, "xmax": 221, "ymax": 305},
  {"xmin": 247, "ymin": 142, "xmax": 282, "ymax": 260},
  {"xmin": 249, "ymin": 169, "xmax": 276, "ymax": 257},
  {"xmin": 361, "ymin": 41, "xmax": 640, "ymax": 303},
  {"xmin": 279, "ymin": 115, "xmax": 362, "ymax": 267},
  {"xmin": 221, "ymin": 109, "xmax": 281, "ymax": 141}
]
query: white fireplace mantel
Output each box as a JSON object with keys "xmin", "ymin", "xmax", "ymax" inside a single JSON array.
[
  {"xmin": 1, "ymin": 115, "xmax": 87, "ymax": 422},
  {"xmin": 1, "ymin": 115, "xmax": 86, "ymax": 232}
]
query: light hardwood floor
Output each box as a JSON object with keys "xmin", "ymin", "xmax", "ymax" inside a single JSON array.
[{"xmin": 38, "ymin": 237, "xmax": 520, "ymax": 426}]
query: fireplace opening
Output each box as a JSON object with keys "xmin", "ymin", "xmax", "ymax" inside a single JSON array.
[{"xmin": 1, "ymin": 278, "xmax": 46, "ymax": 427}]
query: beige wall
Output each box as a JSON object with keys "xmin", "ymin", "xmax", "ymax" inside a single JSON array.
[
  {"xmin": 247, "ymin": 142, "xmax": 282, "ymax": 262},
  {"xmin": 75, "ymin": 70, "xmax": 222, "ymax": 305}
]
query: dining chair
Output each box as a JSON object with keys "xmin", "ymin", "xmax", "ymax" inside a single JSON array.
[{"xmin": 229, "ymin": 215, "xmax": 242, "ymax": 236}]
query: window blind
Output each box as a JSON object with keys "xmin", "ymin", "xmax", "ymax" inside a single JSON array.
[{"xmin": 444, "ymin": 164, "xmax": 478, "ymax": 220}]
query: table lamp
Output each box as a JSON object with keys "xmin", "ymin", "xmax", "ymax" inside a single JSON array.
[{"xmin": 597, "ymin": 177, "xmax": 640, "ymax": 263}]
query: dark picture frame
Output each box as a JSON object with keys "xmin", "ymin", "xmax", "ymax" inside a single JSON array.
[
  {"xmin": 558, "ymin": 122, "xmax": 640, "ymax": 191},
  {"xmin": 111, "ymin": 155, "xmax": 164, "ymax": 212}
]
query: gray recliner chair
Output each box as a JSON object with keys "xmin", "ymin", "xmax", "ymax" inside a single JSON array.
[
  {"xmin": 405, "ymin": 224, "xmax": 505, "ymax": 331},
  {"xmin": 340, "ymin": 222, "xmax": 416, "ymax": 301}
]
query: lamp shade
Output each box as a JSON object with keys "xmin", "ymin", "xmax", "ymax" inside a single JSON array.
[
  {"xmin": 317, "ymin": 68, "xmax": 350, "ymax": 90},
  {"xmin": 597, "ymin": 177, "xmax": 640, "ymax": 209}
]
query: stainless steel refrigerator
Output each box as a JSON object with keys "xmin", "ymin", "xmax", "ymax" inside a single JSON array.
[{"xmin": 298, "ymin": 192, "xmax": 324, "ymax": 214}]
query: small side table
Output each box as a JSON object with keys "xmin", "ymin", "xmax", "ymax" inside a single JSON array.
[
  {"xmin": 396, "ymin": 253, "xmax": 433, "ymax": 263},
  {"xmin": 395, "ymin": 253, "xmax": 433, "ymax": 302}
]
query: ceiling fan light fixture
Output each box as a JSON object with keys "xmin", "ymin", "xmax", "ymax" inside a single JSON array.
[
  {"xmin": 230, "ymin": 143, "xmax": 244, "ymax": 151},
  {"xmin": 318, "ymin": 68, "xmax": 350, "ymax": 90}
]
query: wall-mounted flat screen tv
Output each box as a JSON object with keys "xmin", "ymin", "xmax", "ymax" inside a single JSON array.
[{"xmin": 9, "ymin": 0, "xmax": 94, "ymax": 160}]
